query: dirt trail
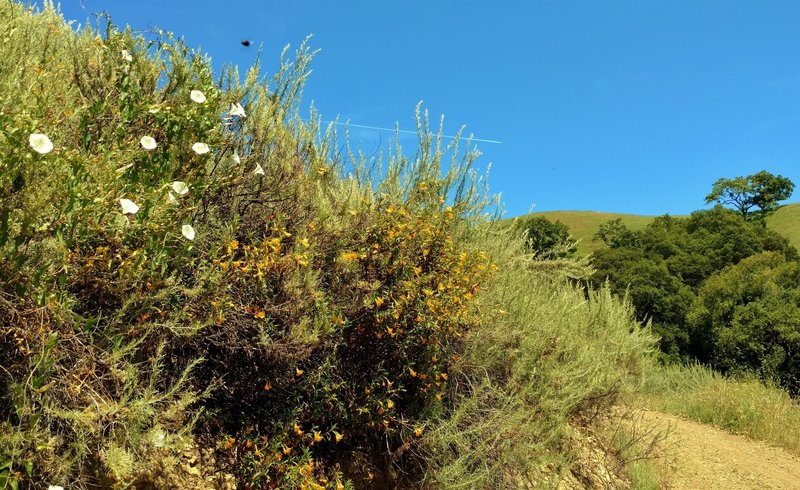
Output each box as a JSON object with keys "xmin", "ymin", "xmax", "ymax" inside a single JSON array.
[{"xmin": 638, "ymin": 409, "xmax": 800, "ymax": 489}]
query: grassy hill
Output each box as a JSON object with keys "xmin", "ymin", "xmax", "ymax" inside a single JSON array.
[
  {"xmin": 766, "ymin": 203, "xmax": 800, "ymax": 251},
  {"xmin": 513, "ymin": 203, "xmax": 800, "ymax": 255}
]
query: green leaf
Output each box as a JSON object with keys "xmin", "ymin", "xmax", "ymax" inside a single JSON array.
[{"xmin": 0, "ymin": 208, "xmax": 9, "ymax": 248}]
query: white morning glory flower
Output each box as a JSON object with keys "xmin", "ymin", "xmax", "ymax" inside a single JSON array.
[
  {"xmin": 171, "ymin": 181, "xmax": 189, "ymax": 195},
  {"xmin": 166, "ymin": 192, "xmax": 177, "ymax": 205},
  {"xmin": 119, "ymin": 198, "xmax": 139, "ymax": 215},
  {"xmin": 140, "ymin": 136, "xmax": 157, "ymax": 150},
  {"xmin": 121, "ymin": 49, "xmax": 132, "ymax": 62},
  {"xmin": 181, "ymin": 224, "xmax": 195, "ymax": 240},
  {"xmin": 190, "ymin": 90, "xmax": 206, "ymax": 104},
  {"xmin": 253, "ymin": 163, "xmax": 265, "ymax": 176},
  {"xmin": 47, "ymin": 486, "xmax": 64, "ymax": 490},
  {"xmin": 233, "ymin": 151, "xmax": 241, "ymax": 164},
  {"xmin": 192, "ymin": 142, "xmax": 210, "ymax": 154},
  {"xmin": 29, "ymin": 133, "xmax": 53, "ymax": 154},
  {"xmin": 228, "ymin": 102, "xmax": 246, "ymax": 118}
]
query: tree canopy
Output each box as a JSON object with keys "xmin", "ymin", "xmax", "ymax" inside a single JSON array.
[
  {"xmin": 591, "ymin": 207, "xmax": 797, "ymax": 367},
  {"xmin": 688, "ymin": 252, "xmax": 800, "ymax": 394},
  {"xmin": 516, "ymin": 216, "xmax": 577, "ymax": 258},
  {"xmin": 705, "ymin": 170, "xmax": 794, "ymax": 219}
]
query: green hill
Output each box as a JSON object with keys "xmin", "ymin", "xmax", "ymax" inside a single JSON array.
[
  {"xmin": 766, "ymin": 203, "xmax": 800, "ymax": 251},
  {"xmin": 512, "ymin": 203, "xmax": 800, "ymax": 255}
]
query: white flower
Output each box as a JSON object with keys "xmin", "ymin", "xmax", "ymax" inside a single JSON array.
[
  {"xmin": 228, "ymin": 102, "xmax": 246, "ymax": 118},
  {"xmin": 140, "ymin": 136, "xmax": 157, "ymax": 150},
  {"xmin": 192, "ymin": 142, "xmax": 210, "ymax": 154},
  {"xmin": 190, "ymin": 90, "xmax": 206, "ymax": 104},
  {"xmin": 148, "ymin": 105, "xmax": 161, "ymax": 114},
  {"xmin": 166, "ymin": 192, "xmax": 177, "ymax": 205},
  {"xmin": 115, "ymin": 163, "xmax": 134, "ymax": 174},
  {"xmin": 181, "ymin": 224, "xmax": 195, "ymax": 240},
  {"xmin": 47, "ymin": 486, "xmax": 64, "ymax": 490},
  {"xmin": 153, "ymin": 429, "xmax": 166, "ymax": 448},
  {"xmin": 121, "ymin": 49, "xmax": 132, "ymax": 62},
  {"xmin": 253, "ymin": 163, "xmax": 265, "ymax": 176},
  {"xmin": 29, "ymin": 133, "xmax": 53, "ymax": 154},
  {"xmin": 233, "ymin": 151, "xmax": 241, "ymax": 164},
  {"xmin": 171, "ymin": 181, "xmax": 189, "ymax": 195},
  {"xmin": 119, "ymin": 198, "xmax": 139, "ymax": 215}
]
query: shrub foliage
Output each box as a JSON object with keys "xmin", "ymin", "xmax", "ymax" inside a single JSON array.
[{"xmin": 0, "ymin": 3, "xmax": 655, "ymax": 488}]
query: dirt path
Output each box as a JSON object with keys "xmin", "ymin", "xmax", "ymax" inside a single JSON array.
[{"xmin": 637, "ymin": 409, "xmax": 800, "ymax": 489}]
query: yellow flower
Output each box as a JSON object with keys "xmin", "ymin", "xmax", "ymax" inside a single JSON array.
[
  {"xmin": 374, "ymin": 297, "xmax": 385, "ymax": 307},
  {"xmin": 313, "ymin": 431, "xmax": 323, "ymax": 443},
  {"xmin": 332, "ymin": 431, "xmax": 343, "ymax": 443},
  {"xmin": 295, "ymin": 367, "xmax": 304, "ymax": 377},
  {"xmin": 340, "ymin": 251, "xmax": 359, "ymax": 262},
  {"xmin": 293, "ymin": 423, "xmax": 304, "ymax": 436},
  {"xmin": 414, "ymin": 427, "xmax": 424, "ymax": 437}
]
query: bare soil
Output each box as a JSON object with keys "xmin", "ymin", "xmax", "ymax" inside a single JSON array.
[{"xmin": 638, "ymin": 409, "xmax": 800, "ymax": 489}]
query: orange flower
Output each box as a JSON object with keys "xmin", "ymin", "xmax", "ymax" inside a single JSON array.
[
  {"xmin": 295, "ymin": 367, "xmax": 304, "ymax": 377},
  {"xmin": 414, "ymin": 427, "xmax": 424, "ymax": 437}
]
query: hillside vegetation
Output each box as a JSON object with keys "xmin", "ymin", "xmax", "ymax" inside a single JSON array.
[
  {"xmin": 0, "ymin": 3, "xmax": 656, "ymax": 488},
  {"xmin": 522, "ymin": 203, "xmax": 800, "ymax": 255}
]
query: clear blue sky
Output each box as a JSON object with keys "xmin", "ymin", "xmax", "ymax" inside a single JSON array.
[{"xmin": 55, "ymin": 0, "xmax": 800, "ymax": 217}]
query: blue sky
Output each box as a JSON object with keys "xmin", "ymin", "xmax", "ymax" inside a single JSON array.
[{"xmin": 55, "ymin": 1, "xmax": 800, "ymax": 217}]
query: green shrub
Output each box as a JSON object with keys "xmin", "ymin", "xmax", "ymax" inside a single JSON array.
[
  {"xmin": 0, "ymin": 3, "xmax": 657, "ymax": 488},
  {"xmin": 515, "ymin": 215, "xmax": 576, "ymax": 258},
  {"xmin": 417, "ymin": 226, "xmax": 656, "ymax": 487}
]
